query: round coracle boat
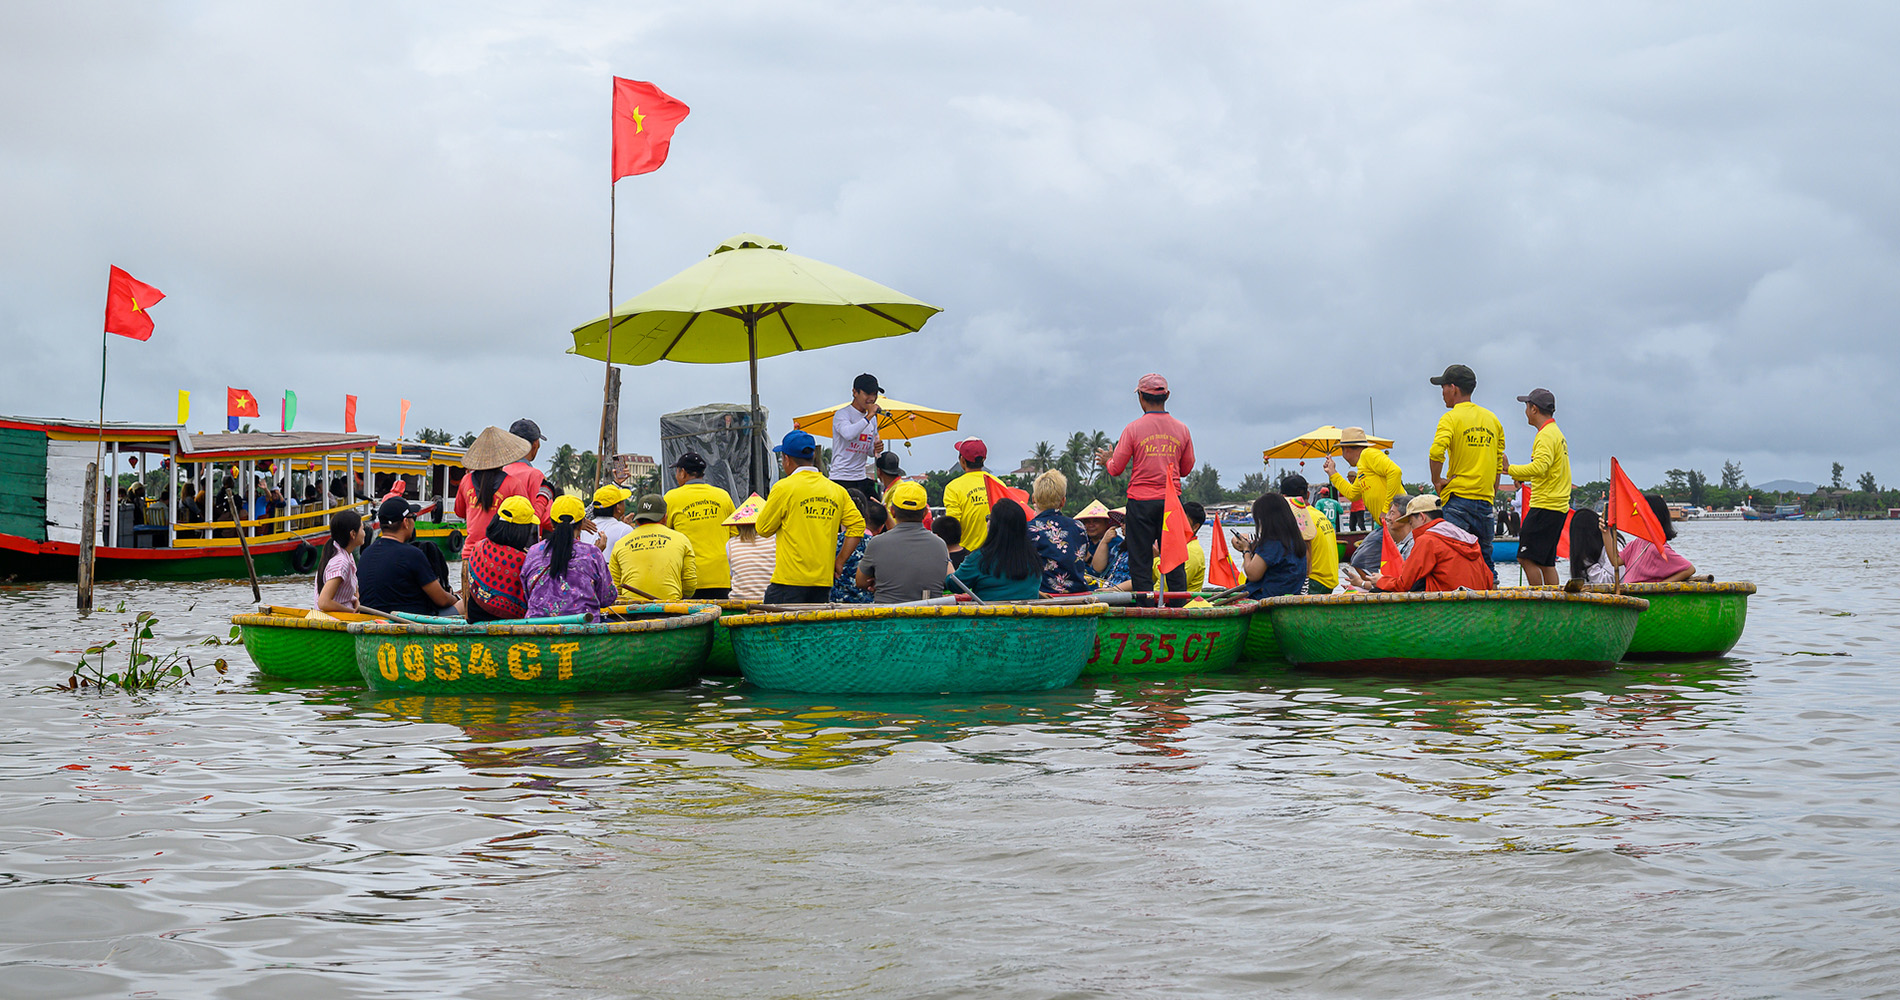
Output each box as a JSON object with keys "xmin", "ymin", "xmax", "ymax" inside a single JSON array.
[
  {"xmin": 1242, "ymin": 603, "xmax": 1282, "ymax": 663},
  {"xmin": 233, "ymin": 606, "xmax": 379, "ymax": 684},
  {"xmin": 1572, "ymin": 581, "xmax": 1755, "ymax": 659},
  {"xmin": 723, "ymin": 603, "xmax": 1107, "ymax": 694},
  {"xmin": 1083, "ymin": 600, "xmax": 1258, "ymax": 676},
  {"xmin": 347, "ymin": 603, "xmax": 718, "ymax": 694},
  {"xmin": 1265, "ymin": 589, "xmax": 1649, "ymax": 674},
  {"xmin": 604, "ymin": 599, "xmax": 763, "ymax": 676}
]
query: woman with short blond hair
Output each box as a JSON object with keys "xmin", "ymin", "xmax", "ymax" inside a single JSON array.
[{"xmin": 1027, "ymin": 469, "xmax": 1092, "ymax": 595}]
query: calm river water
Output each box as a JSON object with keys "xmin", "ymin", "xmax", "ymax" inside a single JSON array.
[{"xmin": 1, "ymin": 521, "xmax": 1895, "ymax": 999}]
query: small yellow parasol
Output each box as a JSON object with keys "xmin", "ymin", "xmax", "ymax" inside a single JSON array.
[
  {"xmin": 1261, "ymin": 425, "xmax": 1396, "ymax": 461},
  {"xmin": 791, "ymin": 395, "xmax": 961, "ymax": 443}
]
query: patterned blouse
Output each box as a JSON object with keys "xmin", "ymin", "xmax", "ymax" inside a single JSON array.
[
  {"xmin": 521, "ymin": 539, "xmax": 618, "ymax": 618},
  {"xmin": 1084, "ymin": 533, "xmax": 1130, "ymax": 588},
  {"xmin": 1029, "ymin": 509, "xmax": 1092, "ymax": 594},
  {"xmin": 463, "ymin": 537, "xmax": 527, "ymax": 619},
  {"xmin": 828, "ymin": 532, "xmax": 874, "ymax": 604}
]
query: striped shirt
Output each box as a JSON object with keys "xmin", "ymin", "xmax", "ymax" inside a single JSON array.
[{"xmin": 726, "ymin": 535, "xmax": 777, "ymax": 601}]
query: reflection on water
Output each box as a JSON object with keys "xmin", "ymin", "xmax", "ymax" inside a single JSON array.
[{"xmin": 1, "ymin": 522, "xmax": 1898, "ymax": 998}]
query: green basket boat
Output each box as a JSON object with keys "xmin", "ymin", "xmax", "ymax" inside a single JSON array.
[
  {"xmin": 724, "ymin": 603, "xmax": 1107, "ymax": 694},
  {"xmin": 1574, "ymin": 582, "xmax": 1755, "ymax": 659},
  {"xmin": 348, "ymin": 602, "xmax": 719, "ymax": 695},
  {"xmin": 233, "ymin": 606, "xmax": 379, "ymax": 684},
  {"xmin": 1241, "ymin": 603, "xmax": 1282, "ymax": 663},
  {"xmin": 1266, "ymin": 589, "xmax": 1649, "ymax": 674},
  {"xmin": 602, "ymin": 599, "xmax": 762, "ymax": 677},
  {"xmin": 1083, "ymin": 600, "xmax": 1258, "ymax": 676}
]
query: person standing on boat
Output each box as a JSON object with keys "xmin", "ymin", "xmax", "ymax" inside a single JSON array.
[
  {"xmin": 1372, "ymin": 496, "xmax": 1492, "ymax": 593},
  {"xmin": 756, "ymin": 430, "xmax": 866, "ymax": 604},
  {"xmin": 1096, "ymin": 373, "xmax": 1195, "ymax": 605},
  {"xmin": 1325, "ymin": 426, "xmax": 1404, "ymax": 529},
  {"xmin": 1278, "ymin": 473, "xmax": 1339, "ymax": 595},
  {"xmin": 855, "ymin": 481, "xmax": 951, "ymax": 604},
  {"xmin": 358, "ymin": 496, "xmax": 462, "ymax": 617},
  {"xmin": 943, "ymin": 437, "xmax": 995, "ymax": 553},
  {"xmin": 829, "ymin": 373, "xmax": 886, "ymax": 499},
  {"xmin": 1427, "ymin": 364, "xmax": 1505, "ymax": 585},
  {"xmin": 455, "ymin": 425, "xmax": 546, "ymax": 549},
  {"xmin": 609, "ymin": 495, "xmax": 699, "ymax": 602},
  {"xmin": 663, "ymin": 451, "xmax": 736, "ymax": 600},
  {"xmin": 1503, "ymin": 387, "xmax": 1572, "ymax": 587}
]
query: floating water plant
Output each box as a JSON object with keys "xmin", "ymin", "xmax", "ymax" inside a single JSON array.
[{"xmin": 53, "ymin": 611, "xmax": 229, "ymax": 692}]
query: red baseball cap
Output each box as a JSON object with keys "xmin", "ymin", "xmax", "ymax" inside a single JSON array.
[
  {"xmin": 954, "ymin": 437, "xmax": 987, "ymax": 462},
  {"xmin": 1137, "ymin": 373, "xmax": 1169, "ymax": 394}
]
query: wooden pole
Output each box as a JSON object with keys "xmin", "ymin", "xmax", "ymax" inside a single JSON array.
[
  {"xmin": 596, "ymin": 181, "xmax": 619, "ymax": 488},
  {"xmin": 78, "ymin": 462, "xmax": 97, "ymax": 611},
  {"xmin": 225, "ymin": 489, "xmax": 262, "ymax": 603}
]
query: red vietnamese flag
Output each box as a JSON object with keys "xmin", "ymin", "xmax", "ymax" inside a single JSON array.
[
  {"xmin": 344, "ymin": 394, "xmax": 358, "ymax": 433},
  {"xmin": 612, "ymin": 78, "xmax": 690, "ymax": 180},
  {"xmin": 1158, "ymin": 476, "xmax": 1191, "ymax": 576},
  {"xmin": 1380, "ymin": 519, "xmax": 1403, "ymax": 576},
  {"xmin": 1556, "ymin": 509, "xmax": 1574, "ymax": 560},
  {"xmin": 1206, "ymin": 514, "xmax": 1240, "ymax": 588},
  {"xmin": 982, "ymin": 474, "xmax": 1030, "ymax": 519},
  {"xmin": 104, "ymin": 266, "xmax": 166, "ymax": 341},
  {"xmin": 226, "ymin": 387, "xmax": 260, "ymax": 418},
  {"xmin": 1517, "ymin": 483, "xmax": 1531, "ymax": 525},
  {"xmin": 1609, "ymin": 458, "xmax": 1671, "ymax": 553}
]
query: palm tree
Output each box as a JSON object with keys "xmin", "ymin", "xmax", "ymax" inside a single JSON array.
[
  {"xmin": 548, "ymin": 444, "xmax": 578, "ymax": 490},
  {"xmin": 1030, "ymin": 441, "xmax": 1056, "ymax": 474},
  {"xmin": 457, "ymin": 431, "xmax": 477, "ymax": 449},
  {"xmin": 1087, "ymin": 430, "xmax": 1112, "ymax": 479},
  {"xmin": 1063, "ymin": 432, "xmax": 1090, "ymax": 475}
]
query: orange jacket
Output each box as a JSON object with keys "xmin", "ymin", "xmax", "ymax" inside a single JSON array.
[{"xmin": 1374, "ymin": 518, "xmax": 1491, "ymax": 593}]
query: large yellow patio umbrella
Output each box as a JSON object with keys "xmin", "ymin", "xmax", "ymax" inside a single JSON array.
[
  {"xmin": 791, "ymin": 395, "xmax": 961, "ymax": 443},
  {"xmin": 1261, "ymin": 425, "xmax": 1396, "ymax": 461},
  {"xmin": 569, "ymin": 234, "xmax": 942, "ymax": 491}
]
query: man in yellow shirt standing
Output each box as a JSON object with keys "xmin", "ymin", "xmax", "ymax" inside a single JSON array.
[
  {"xmin": 756, "ymin": 430, "xmax": 866, "ymax": 604},
  {"xmin": 1427, "ymin": 364, "xmax": 1505, "ymax": 586},
  {"xmin": 1504, "ymin": 387, "xmax": 1572, "ymax": 587},
  {"xmin": 1324, "ymin": 426, "xmax": 1404, "ymax": 526},
  {"xmin": 663, "ymin": 451, "xmax": 736, "ymax": 599},
  {"xmin": 608, "ymin": 495, "xmax": 698, "ymax": 602},
  {"xmin": 1279, "ymin": 473, "xmax": 1340, "ymax": 593},
  {"xmin": 942, "ymin": 437, "xmax": 994, "ymax": 552}
]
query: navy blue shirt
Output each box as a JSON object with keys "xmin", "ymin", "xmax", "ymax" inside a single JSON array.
[
  {"xmin": 1243, "ymin": 538, "xmax": 1308, "ymax": 599},
  {"xmin": 357, "ymin": 537, "xmax": 446, "ymax": 615}
]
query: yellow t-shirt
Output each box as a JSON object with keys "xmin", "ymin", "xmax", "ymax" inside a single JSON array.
[
  {"xmin": 1291, "ymin": 499, "xmax": 1339, "ymax": 591},
  {"xmin": 1329, "ymin": 447, "xmax": 1405, "ymax": 521},
  {"xmin": 1429, "ymin": 401, "xmax": 1506, "ymax": 502},
  {"xmin": 755, "ymin": 467, "xmax": 866, "ymax": 587},
  {"xmin": 942, "ymin": 470, "xmax": 993, "ymax": 551},
  {"xmin": 1506, "ymin": 421, "xmax": 1572, "ymax": 512},
  {"xmin": 664, "ymin": 480, "xmax": 737, "ymax": 589},
  {"xmin": 608, "ymin": 522, "xmax": 698, "ymax": 601},
  {"xmin": 1151, "ymin": 538, "xmax": 1207, "ymax": 592}
]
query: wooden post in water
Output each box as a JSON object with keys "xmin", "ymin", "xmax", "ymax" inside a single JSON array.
[
  {"xmin": 78, "ymin": 462, "xmax": 98, "ymax": 610},
  {"xmin": 596, "ymin": 366, "xmax": 621, "ymax": 487},
  {"xmin": 225, "ymin": 489, "xmax": 262, "ymax": 603}
]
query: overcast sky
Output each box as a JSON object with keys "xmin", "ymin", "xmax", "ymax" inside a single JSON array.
[{"xmin": 4, "ymin": 2, "xmax": 1897, "ymax": 490}]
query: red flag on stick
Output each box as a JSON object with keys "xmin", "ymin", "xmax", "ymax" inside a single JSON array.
[
  {"xmin": 104, "ymin": 266, "xmax": 165, "ymax": 341},
  {"xmin": 982, "ymin": 474, "xmax": 1030, "ymax": 519},
  {"xmin": 226, "ymin": 387, "xmax": 260, "ymax": 418},
  {"xmin": 1556, "ymin": 509, "xmax": 1574, "ymax": 561},
  {"xmin": 399, "ymin": 399, "xmax": 412, "ymax": 439},
  {"xmin": 1380, "ymin": 519, "xmax": 1403, "ymax": 576},
  {"xmin": 612, "ymin": 78, "xmax": 690, "ymax": 180},
  {"xmin": 1206, "ymin": 514, "xmax": 1239, "ymax": 588},
  {"xmin": 344, "ymin": 395, "xmax": 358, "ymax": 433},
  {"xmin": 1158, "ymin": 477, "xmax": 1191, "ymax": 575},
  {"xmin": 1609, "ymin": 458, "xmax": 1670, "ymax": 552}
]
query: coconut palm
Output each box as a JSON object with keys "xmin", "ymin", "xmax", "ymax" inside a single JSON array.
[
  {"xmin": 1063, "ymin": 432, "xmax": 1090, "ymax": 475},
  {"xmin": 1087, "ymin": 430, "xmax": 1112, "ymax": 479},
  {"xmin": 548, "ymin": 444, "xmax": 578, "ymax": 491},
  {"xmin": 457, "ymin": 431, "xmax": 477, "ymax": 449},
  {"xmin": 1030, "ymin": 441, "xmax": 1056, "ymax": 474}
]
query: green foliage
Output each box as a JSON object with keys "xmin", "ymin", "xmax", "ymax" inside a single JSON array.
[
  {"xmin": 415, "ymin": 427, "xmax": 453, "ymax": 445},
  {"xmin": 1859, "ymin": 471, "xmax": 1878, "ymax": 493},
  {"xmin": 457, "ymin": 431, "xmax": 477, "ymax": 449},
  {"xmin": 546, "ymin": 444, "xmax": 580, "ymax": 492},
  {"xmin": 1832, "ymin": 462, "xmax": 1844, "ymax": 489},
  {"xmin": 51, "ymin": 611, "xmax": 229, "ymax": 693}
]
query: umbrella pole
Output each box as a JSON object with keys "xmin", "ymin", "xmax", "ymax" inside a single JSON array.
[{"xmin": 748, "ymin": 311, "xmax": 764, "ymax": 496}]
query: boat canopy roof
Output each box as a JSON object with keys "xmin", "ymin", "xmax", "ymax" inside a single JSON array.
[{"xmin": 0, "ymin": 416, "xmax": 378, "ymax": 460}]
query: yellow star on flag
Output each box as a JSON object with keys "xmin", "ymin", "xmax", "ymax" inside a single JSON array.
[{"xmin": 629, "ymin": 105, "xmax": 645, "ymax": 133}]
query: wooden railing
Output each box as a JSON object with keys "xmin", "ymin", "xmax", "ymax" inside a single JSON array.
[{"xmin": 171, "ymin": 499, "xmax": 368, "ymax": 548}]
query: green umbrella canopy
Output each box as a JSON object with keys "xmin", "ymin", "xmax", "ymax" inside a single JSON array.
[{"xmin": 569, "ymin": 234, "xmax": 942, "ymax": 364}]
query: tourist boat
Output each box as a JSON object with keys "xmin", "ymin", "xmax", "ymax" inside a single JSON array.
[
  {"xmin": 1492, "ymin": 535, "xmax": 1520, "ymax": 562},
  {"xmin": 1264, "ymin": 589, "xmax": 1648, "ymax": 673},
  {"xmin": 724, "ymin": 603, "xmax": 1106, "ymax": 694},
  {"xmin": 1083, "ymin": 600, "xmax": 1257, "ymax": 676},
  {"xmin": 0, "ymin": 416, "xmax": 379, "ymax": 581},
  {"xmin": 292, "ymin": 440, "xmax": 472, "ymax": 562},
  {"xmin": 348, "ymin": 603, "xmax": 719, "ymax": 694},
  {"xmin": 1575, "ymin": 581, "xmax": 1755, "ymax": 658},
  {"xmin": 233, "ymin": 605, "xmax": 378, "ymax": 684},
  {"xmin": 602, "ymin": 599, "xmax": 763, "ymax": 676}
]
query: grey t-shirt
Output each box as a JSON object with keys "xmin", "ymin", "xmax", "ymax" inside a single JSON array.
[
  {"xmin": 858, "ymin": 521, "xmax": 950, "ymax": 604},
  {"xmin": 1349, "ymin": 525, "xmax": 1414, "ymax": 573}
]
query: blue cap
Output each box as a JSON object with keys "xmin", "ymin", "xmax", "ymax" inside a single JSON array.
[{"xmin": 773, "ymin": 429, "xmax": 817, "ymax": 459}]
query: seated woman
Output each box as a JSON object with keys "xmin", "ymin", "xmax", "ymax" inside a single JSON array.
[
  {"xmin": 1075, "ymin": 501, "xmax": 1129, "ymax": 588},
  {"xmin": 723, "ymin": 496, "xmax": 776, "ymax": 601},
  {"xmin": 522, "ymin": 495, "xmax": 617, "ymax": 618},
  {"xmin": 829, "ymin": 490, "xmax": 879, "ymax": 604},
  {"xmin": 1026, "ymin": 470, "xmax": 1092, "ymax": 595},
  {"xmin": 1567, "ymin": 507, "xmax": 1615, "ymax": 585},
  {"xmin": 461, "ymin": 496, "xmax": 537, "ymax": 621},
  {"xmin": 1236, "ymin": 493, "xmax": 1308, "ymax": 599},
  {"xmin": 314, "ymin": 510, "xmax": 364, "ymax": 614},
  {"xmin": 952, "ymin": 498, "xmax": 1042, "ymax": 601},
  {"xmin": 1604, "ymin": 494, "xmax": 1696, "ymax": 583}
]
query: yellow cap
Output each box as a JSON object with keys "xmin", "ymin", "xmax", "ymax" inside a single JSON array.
[
  {"xmin": 887, "ymin": 480, "xmax": 928, "ymax": 511},
  {"xmin": 592, "ymin": 483, "xmax": 633, "ymax": 508},
  {"xmin": 550, "ymin": 494, "xmax": 587, "ymax": 524},
  {"xmin": 497, "ymin": 496, "xmax": 538, "ymax": 525}
]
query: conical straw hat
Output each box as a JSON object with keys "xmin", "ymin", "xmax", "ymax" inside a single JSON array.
[
  {"xmin": 1074, "ymin": 500, "xmax": 1111, "ymax": 520},
  {"xmin": 723, "ymin": 493, "xmax": 767, "ymax": 525},
  {"xmin": 463, "ymin": 426, "xmax": 531, "ymax": 471}
]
